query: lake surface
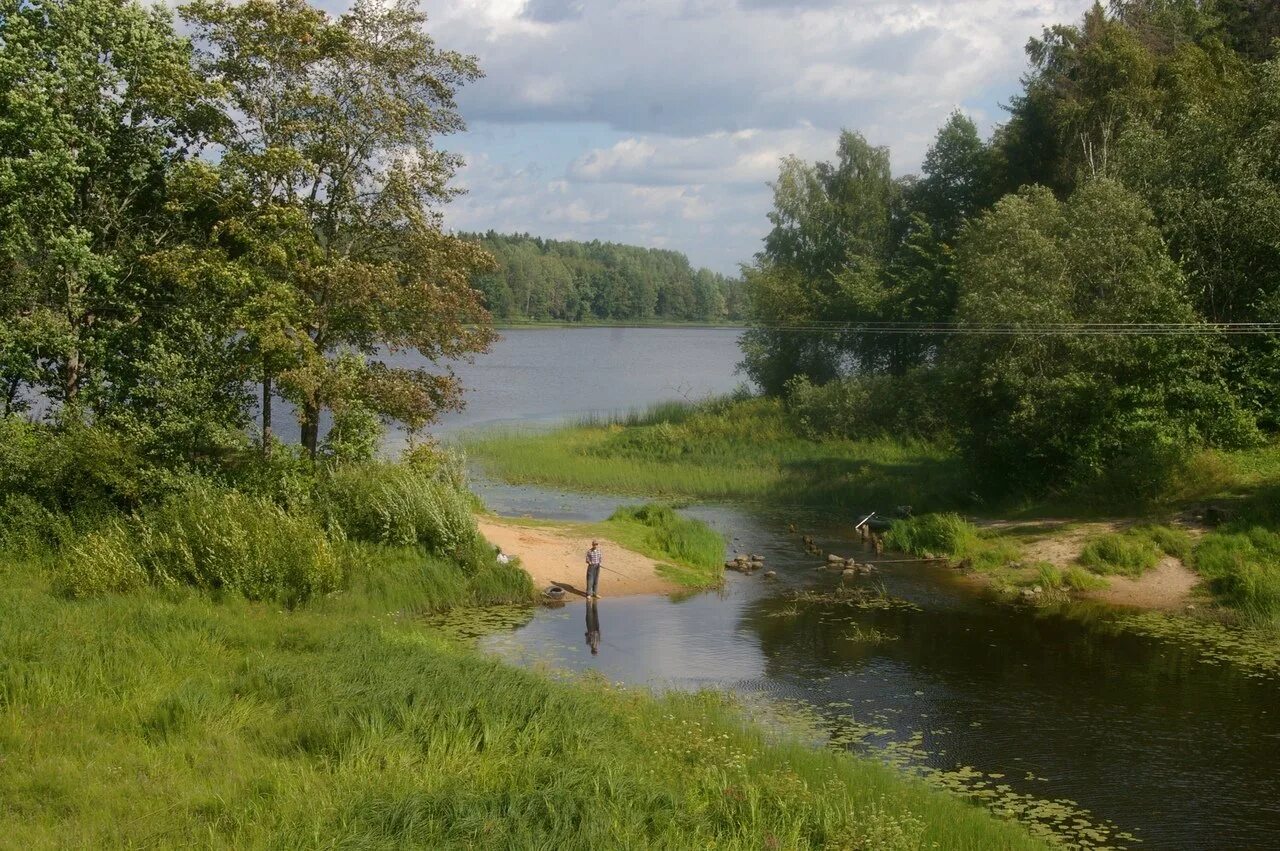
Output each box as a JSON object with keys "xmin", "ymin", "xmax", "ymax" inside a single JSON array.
[
  {"xmin": 459, "ymin": 328, "xmax": 1280, "ymax": 849},
  {"xmin": 262, "ymin": 326, "xmax": 746, "ymax": 446}
]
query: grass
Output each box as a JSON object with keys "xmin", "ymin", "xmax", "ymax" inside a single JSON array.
[
  {"xmin": 467, "ymin": 397, "xmax": 968, "ymax": 512},
  {"xmin": 1078, "ymin": 525, "xmax": 1192, "ymax": 578},
  {"xmin": 1035, "ymin": 562, "xmax": 1109, "ymax": 592},
  {"xmin": 596, "ymin": 503, "xmax": 726, "ymax": 588},
  {"xmin": 0, "ymin": 551, "xmax": 1046, "ymax": 848},
  {"xmin": 1193, "ymin": 527, "xmax": 1280, "ymax": 628},
  {"xmin": 884, "ymin": 513, "xmax": 1021, "ymax": 573}
]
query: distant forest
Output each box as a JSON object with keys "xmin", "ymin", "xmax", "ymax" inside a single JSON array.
[{"xmin": 463, "ymin": 232, "xmax": 746, "ymax": 323}]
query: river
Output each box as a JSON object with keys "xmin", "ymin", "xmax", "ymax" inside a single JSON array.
[{"xmin": 448, "ymin": 328, "xmax": 1278, "ymax": 849}]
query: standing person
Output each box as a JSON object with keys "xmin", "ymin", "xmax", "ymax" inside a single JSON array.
[
  {"xmin": 585, "ymin": 539, "xmax": 602, "ymax": 599},
  {"xmin": 585, "ymin": 599, "xmax": 601, "ymax": 655}
]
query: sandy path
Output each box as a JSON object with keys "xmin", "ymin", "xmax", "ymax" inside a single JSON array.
[{"xmin": 478, "ymin": 518, "xmax": 682, "ymax": 599}]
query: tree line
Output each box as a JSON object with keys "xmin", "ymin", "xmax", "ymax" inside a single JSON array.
[
  {"xmin": 1, "ymin": 0, "xmax": 491, "ymax": 463},
  {"xmin": 463, "ymin": 232, "xmax": 746, "ymax": 323},
  {"xmin": 745, "ymin": 0, "xmax": 1280, "ymax": 499}
]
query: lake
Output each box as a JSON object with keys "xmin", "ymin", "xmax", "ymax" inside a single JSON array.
[
  {"xmin": 261, "ymin": 326, "xmax": 746, "ymax": 446},
  {"xmin": 456, "ymin": 327, "xmax": 1280, "ymax": 850}
]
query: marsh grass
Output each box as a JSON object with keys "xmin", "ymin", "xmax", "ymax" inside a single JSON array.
[
  {"xmin": 600, "ymin": 503, "xmax": 726, "ymax": 588},
  {"xmin": 885, "ymin": 513, "xmax": 1020, "ymax": 573},
  {"xmin": 468, "ymin": 398, "xmax": 966, "ymax": 511},
  {"xmin": 0, "ymin": 555, "xmax": 1045, "ymax": 849},
  {"xmin": 1036, "ymin": 562, "xmax": 1109, "ymax": 592},
  {"xmin": 1194, "ymin": 527, "xmax": 1280, "ymax": 627}
]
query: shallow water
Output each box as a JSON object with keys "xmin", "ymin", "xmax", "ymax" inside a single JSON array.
[
  {"xmin": 448, "ymin": 329, "xmax": 1280, "ymax": 848},
  {"xmin": 474, "ymin": 483, "xmax": 1280, "ymax": 849}
]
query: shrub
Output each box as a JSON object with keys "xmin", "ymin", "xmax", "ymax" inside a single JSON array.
[
  {"xmin": 316, "ymin": 464, "xmax": 480, "ymax": 566},
  {"xmin": 0, "ymin": 416, "xmax": 161, "ymax": 515},
  {"xmin": 786, "ymin": 370, "xmax": 951, "ymax": 442},
  {"xmin": 0, "ymin": 494, "xmax": 75, "ymax": 558},
  {"xmin": 54, "ymin": 525, "xmax": 149, "ymax": 598},
  {"xmin": 55, "ymin": 487, "xmax": 341, "ymax": 606}
]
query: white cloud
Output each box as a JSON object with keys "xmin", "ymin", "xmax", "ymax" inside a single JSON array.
[{"xmin": 418, "ymin": 0, "xmax": 1097, "ymax": 271}]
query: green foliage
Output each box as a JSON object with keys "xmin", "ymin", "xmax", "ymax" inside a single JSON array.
[
  {"xmin": 0, "ymin": 557, "xmax": 1043, "ymax": 849},
  {"xmin": 786, "ymin": 370, "xmax": 951, "ymax": 442},
  {"xmin": 315, "ymin": 463, "xmax": 481, "ymax": 567},
  {"xmin": 1078, "ymin": 525, "xmax": 1191, "ymax": 577},
  {"xmin": 1194, "ymin": 527, "xmax": 1280, "ymax": 625},
  {"xmin": 471, "ymin": 397, "xmax": 967, "ymax": 511},
  {"xmin": 0, "ymin": 494, "xmax": 74, "ymax": 559},
  {"xmin": 602, "ymin": 503, "xmax": 726, "ymax": 587},
  {"xmin": 466, "ymin": 232, "xmax": 745, "ymax": 323},
  {"xmin": 0, "ymin": 415, "xmax": 168, "ymax": 516},
  {"xmin": 54, "ymin": 487, "xmax": 341, "ymax": 605},
  {"xmin": 950, "ymin": 179, "xmax": 1257, "ymax": 498},
  {"xmin": 885, "ymin": 514, "xmax": 1020, "ymax": 572}
]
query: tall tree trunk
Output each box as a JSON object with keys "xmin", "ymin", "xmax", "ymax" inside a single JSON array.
[
  {"xmin": 261, "ymin": 367, "xmax": 273, "ymax": 459},
  {"xmin": 63, "ymin": 347, "xmax": 81, "ymax": 405},
  {"xmin": 301, "ymin": 396, "xmax": 321, "ymax": 459}
]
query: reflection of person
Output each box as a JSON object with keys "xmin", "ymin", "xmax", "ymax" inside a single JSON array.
[
  {"xmin": 585, "ymin": 599, "xmax": 601, "ymax": 656},
  {"xmin": 585, "ymin": 540, "xmax": 602, "ymax": 599}
]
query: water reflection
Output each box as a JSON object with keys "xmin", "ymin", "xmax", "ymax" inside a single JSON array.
[
  {"xmin": 586, "ymin": 600, "xmax": 601, "ymax": 656},
  {"xmin": 476, "ymin": 483, "xmax": 1280, "ymax": 849}
]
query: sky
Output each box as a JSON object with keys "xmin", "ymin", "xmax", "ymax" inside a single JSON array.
[{"xmin": 410, "ymin": 0, "xmax": 1095, "ymax": 274}]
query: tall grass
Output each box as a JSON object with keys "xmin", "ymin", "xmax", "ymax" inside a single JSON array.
[
  {"xmin": 0, "ymin": 556, "xmax": 1045, "ymax": 849},
  {"xmin": 1194, "ymin": 528, "xmax": 1280, "ymax": 627},
  {"xmin": 316, "ymin": 463, "xmax": 482, "ymax": 566},
  {"xmin": 1078, "ymin": 525, "xmax": 1191, "ymax": 578},
  {"xmin": 468, "ymin": 397, "xmax": 967, "ymax": 511},
  {"xmin": 602, "ymin": 503, "xmax": 726, "ymax": 587},
  {"xmin": 54, "ymin": 486, "xmax": 342, "ymax": 606},
  {"xmin": 885, "ymin": 513, "xmax": 1020, "ymax": 572}
]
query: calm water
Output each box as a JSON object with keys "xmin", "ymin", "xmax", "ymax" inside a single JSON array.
[
  {"xmin": 457, "ymin": 328, "xmax": 1280, "ymax": 850},
  {"xmin": 260, "ymin": 326, "xmax": 745, "ymax": 447}
]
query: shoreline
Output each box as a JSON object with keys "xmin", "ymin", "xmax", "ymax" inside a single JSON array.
[{"xmin": 478, "ymin": 516, "xmax": 686, "ymax": 598}]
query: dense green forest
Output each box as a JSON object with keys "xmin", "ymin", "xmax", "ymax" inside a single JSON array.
[
  {"xmin": 744, "ymin": 0, "xmax": 1280, "ymax": 500},
  {"xmin": 463, "ymin": 232, "xmax": 746, "ymax": 323}
]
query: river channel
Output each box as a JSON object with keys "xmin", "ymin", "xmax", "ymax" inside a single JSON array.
[{"xmin": 442, "ymin": 328, "xmax": 1279, "ymax": 850}]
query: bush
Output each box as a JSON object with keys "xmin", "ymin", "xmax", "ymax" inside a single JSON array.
[
  {"xmin": 316, "ymin": 464, "xmax": 480, "ymax": 566},
  {"xmin": 55, "ymin": 487, "xmax": 341, "ymax": 606},
  {"xmin": 0, "ymin": 494, "xmax": 75, "ymax": 558},
  {"xmin": 786, "ymin": 370, "xmax": 951, "ymax": 442},
  {"xmin": 0, "ymin": 416, "xmax": 163, "ymax": 515}
]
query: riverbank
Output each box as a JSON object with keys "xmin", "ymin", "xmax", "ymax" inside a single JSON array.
[
  {"xmin": 466, "ymin": 397, "xmax": 1280, "ymax": 625},
  {"xmin": 0, "ymin": 550, "xmax": 1046, "ymax": 848},
  {"xmin": 479, "ymin": 516, "xmax": 684, "ymax": 597}
]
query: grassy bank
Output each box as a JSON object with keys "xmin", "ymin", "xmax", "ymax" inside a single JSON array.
[
  {"xmin": 468, "ymin": 397, "xmax": 1280, "ymax": 624},
  {"xmin": 0, "ymin": 555, "xmax": 1045, "ymax": 848},
  {"xmin": 597, "ymin": 503, "xmax": 726, "ymax": 588},
  {"xmin": 468, "ymin": 397, "xmax": 967, "ymax": 511}
]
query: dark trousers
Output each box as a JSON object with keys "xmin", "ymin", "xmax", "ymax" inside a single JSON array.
[{"xmin": 586, "ymin": 564, "xmax": 600, "ymax": 596}]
